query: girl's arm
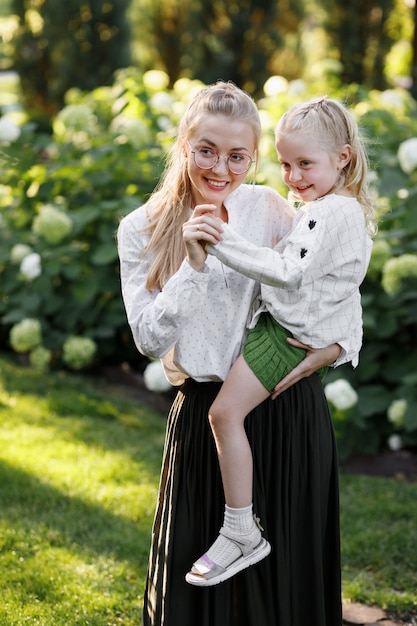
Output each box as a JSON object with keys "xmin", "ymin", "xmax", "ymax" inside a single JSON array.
[
  {"xmin": 207, "ymin": 198, "xmax": 367, "ymax": 292},
  {"xmin": 207, "ymin": 222, "xmax": 303, "ymax": 289}
]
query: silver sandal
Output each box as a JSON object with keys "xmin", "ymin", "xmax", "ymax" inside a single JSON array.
[{"xmin": 185, "ymin": 516, "xmax": 271, "ymax": 587}]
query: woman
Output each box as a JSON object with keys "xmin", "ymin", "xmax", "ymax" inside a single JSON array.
[{"xmin": 117, "ymin": 81, "xmax": 343, "ymax": 626}]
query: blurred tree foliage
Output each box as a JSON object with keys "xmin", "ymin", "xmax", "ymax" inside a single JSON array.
[
  {"xmin": 7, "ymin": 0, "xmax": 416, "ymax": 121},
  {"xmin": 323, "ymin": 0, "xmax": 395, "ymax": 90},
  {"xmin": 129, "ymin": 0, "xmax": 415, "ymax": 96},
  {"xmin": 142, "ymin": 0, "xmax": 304, "ymax": 98},
  {"xmin": 11, "ymin": 0, "xmax": 132, "ymax": 124},
  {"xmin": 130, "ymin": 0, "xmax": 307, "ymax": 97}
]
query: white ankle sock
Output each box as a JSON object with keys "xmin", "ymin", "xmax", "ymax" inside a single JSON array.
[
  {"xmin": 204, "ymin": 504, "xmax": 257, "ymax": 568},
  {"xmin": 224, "ymin": 504, "xmax": 254, "ymax": 533}
]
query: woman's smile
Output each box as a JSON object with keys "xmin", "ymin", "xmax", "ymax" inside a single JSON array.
[{"xmin": 187, "ymin": 114, "xmax": 256, "ymax": 207}]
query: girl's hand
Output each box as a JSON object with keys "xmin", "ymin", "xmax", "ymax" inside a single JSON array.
[
  {"xmin": 271, "ymin": 339, "xmax": 341, "ymax": 399},
  {"xmin": 183, "ymin": 204, "xmax": 224, "ymax": 271}
]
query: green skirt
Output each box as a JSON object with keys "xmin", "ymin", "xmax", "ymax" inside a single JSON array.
[{"xmin": 243, "ymin": 313, "xmax": 327, "ymax": 393}]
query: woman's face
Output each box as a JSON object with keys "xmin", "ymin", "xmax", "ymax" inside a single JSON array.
[{"xmin": 186, "ymin": 114, "xmax": 256, "ymax": 211}]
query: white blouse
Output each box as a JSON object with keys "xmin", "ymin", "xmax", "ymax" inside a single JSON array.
[
  {"xmin": 117, "ymin": 184, "xmax": 294, "ymax": 385},
  {"xmin": 207, "ymin": 194, "xmax": 373, "ymax": 368}
]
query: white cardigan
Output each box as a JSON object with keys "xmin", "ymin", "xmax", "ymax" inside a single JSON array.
[{"xmin": 208, "ymin": 194, "xmax": 373, "ymax": 368}]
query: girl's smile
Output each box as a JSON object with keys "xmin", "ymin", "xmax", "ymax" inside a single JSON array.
[{"xmin": 276, "ymin": 132, "xmax": 351, "ymax": 202}]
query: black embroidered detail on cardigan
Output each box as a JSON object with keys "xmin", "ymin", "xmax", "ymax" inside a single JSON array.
[
  {"xmin": 309, "ymin": 220, "xmax": 316, "ymax": 230},
  {"xmin": 300, "ymin": 248, "xmax": 307, "ymax": 258}
]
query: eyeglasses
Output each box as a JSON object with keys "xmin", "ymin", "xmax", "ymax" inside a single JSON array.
[{"xmin": 188, "ymin": 142, "xmax": 253, "ymax": 175}]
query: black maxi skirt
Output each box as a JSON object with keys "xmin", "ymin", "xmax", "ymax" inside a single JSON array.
[{"xmin": 142, "ymin": 374, "xmax": 342, "ymax": 626}]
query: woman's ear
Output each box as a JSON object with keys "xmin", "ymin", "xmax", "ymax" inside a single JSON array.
[
  {"xmin": 338, "ymin": 144, "xmax": 352, "ymax": 170},
  {"xmin": 180, "ymin": 139, "xmax": 188, "ymax": 158}
]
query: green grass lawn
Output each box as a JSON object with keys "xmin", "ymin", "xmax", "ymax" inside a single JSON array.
[
  {"xmin": 0, "ymin": 353, "xmax": 165, "ymax": 625},
  {"xmin": 340, "ymin": 472, "xmax": 417, "ymax": 622},
  {"xmin": 0, "ymin": 352, "xmax": 416, "ymax": 624}
]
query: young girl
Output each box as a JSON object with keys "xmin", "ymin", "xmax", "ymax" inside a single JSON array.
[{"xmin": 185, "ymin": 96, "xmax": 375, "ymax": 587}]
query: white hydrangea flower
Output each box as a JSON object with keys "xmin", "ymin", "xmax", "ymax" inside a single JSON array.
[
  {"xmin": 53, "ymin": 104, "xmax": 97, "ymax": 147},
  {"xmin": 367, "ymin": 239, "xmax": 391, "ymax": 279},
  {"xmin": 173, "ymin": 77, "xmax": 204, "ymax": 100},
  {"xmin": 263, "ymin": 75, "xmax": 288, "ymax": 97},
  {"xmin": 157, "ymin": 115, "xmax": 173, "ymax": 131},
  {"xmin": 110, "ymin": 115, "xmax": 151, "ymax": 147},
  {"xmin": 20, "ymin": 252, "xmax": 41, "ymax": 281},
  {"xmin": 149, "ymin": 92, "xmax": 175, "ymax": 114},
  {"xmin": 143, "ymin": 69, "xmax": 170, "ymax": 92},
  {"xmin": 56, "ymin": 103, "xmax": 96, "ymax": 131},
  {"xmin": 0, "ymin": 116, "xmax": 21, "ymax": 144},
  {"xmin": 397, "ymin": 138, "xmax": 417, "ymax": 174},
  {"xmin": 10, "ymin": 318, "xmax": 42, "ymax": 352},
  {"xmin": 32, "ymin": 204, "xmax": 73, "ymax": 244},
  {"xmin": 62, "ymin": 336, "xmax": 97, "ymax": 370},
  {"xmin": 382, "ymin": 254, "xmax": 417, "ymax": 294},
  {"xmin": 143, "ymin": 360, "xmax": 172, "ymax": 392},
  {"xmin": 387, "ymin": 434, "xmax": 403, "ymax": 452},
  {"xmin": 287, "ymin": 79, "xmax": 307, "ymax": 97},
  {"xmin": 10, "ymin": 243, "xmax": 32, "ymax": 264},
  {"xmin": 397, "ymin": 188, "xmax": 409, "ymax": 200},
  {"xmin": 30, "ymin": 345, "xmax": 52, "ymax": 372},
  {"xmin": 379, "ymin": 89, "xmax": 404, "ymax": 110},
  {"xmin": 387, "ymin": 399, "xmax": 407, "ymax": 428},
  {"xmin": 324, "ymin": 379, "xmax": 358, "ymax": 411}
]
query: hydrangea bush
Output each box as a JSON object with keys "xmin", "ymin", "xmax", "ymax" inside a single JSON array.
[
  {"xmin": 318, "ymin": 88, "xmax": 417, "ymax": 459},
  {"xmin": 1, "ymin": 69, "xmax": 417, "ymax": 456},
  {"xmin": 0, "ymin": 68, "xmax": 186, "ymax": 371}
]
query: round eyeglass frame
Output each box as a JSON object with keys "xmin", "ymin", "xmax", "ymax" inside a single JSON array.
[{"xmin": 187, "ymin": 142, "xmax": 254, "ymax": 175}]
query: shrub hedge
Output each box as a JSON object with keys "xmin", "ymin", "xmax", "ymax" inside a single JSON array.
[{"xmin": 1, "ymin": 68, "xmax": 416, "ymax": 456}]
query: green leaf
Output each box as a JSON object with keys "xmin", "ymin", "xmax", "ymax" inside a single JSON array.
[
  {"xmin": 91, "ymin": 243, "xmax": 118, "ymax": 265},
  {"xmin": 357, "ymin": 385, "xmax": 392, "ymax": 417}
]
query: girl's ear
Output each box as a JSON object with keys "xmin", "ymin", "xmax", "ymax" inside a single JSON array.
[{"xmin": 338, "ymin": 144, "xmax": 352, "ymax": 170}]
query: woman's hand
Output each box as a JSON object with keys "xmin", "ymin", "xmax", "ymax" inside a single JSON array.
[
  {"xmin": 271, "ymin": 338, "xmax": 341, "ymax": 399},
  {"xmin": 183, "ymin": 204, "xmax": 224, "ymax": 271}
]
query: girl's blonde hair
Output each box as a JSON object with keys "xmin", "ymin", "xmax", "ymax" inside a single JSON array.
[
  {"xmin": 275, "ymin": 97, "xmax": 376, "ymax": 236},
  {"xmin": 143, "ymin": 81, "xmax": 261, "ymax": 291}
]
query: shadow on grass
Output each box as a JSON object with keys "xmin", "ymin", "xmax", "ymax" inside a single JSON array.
[
  {"xmin": 0, "ymin": 353, "xmax": 168, "ymax": 471},
  {"xmin": 0, "ymin": 458, "xmax": 152, "ymax": 566},
  {"xmin": 0, "ymin": 355, "xmax": 164, "ymax": 623}
]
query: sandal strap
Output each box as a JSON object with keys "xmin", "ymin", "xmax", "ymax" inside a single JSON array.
[{"xmin": 219, "ymin": 516, "xmax": 263, "ymax": 556}]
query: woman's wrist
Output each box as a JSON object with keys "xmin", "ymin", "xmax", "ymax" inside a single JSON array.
[{"xmin": 186, "ymin": 256, "xmax": 207, "ymax": 272}]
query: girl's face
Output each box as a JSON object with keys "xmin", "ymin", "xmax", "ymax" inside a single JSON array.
[
  {"xmin": 276, "ymin": 132, "xmax": 351, "ymax": 203},
  {"xmin": 186, "ymin": 114, "xmax": 256, "ymax": 212}
]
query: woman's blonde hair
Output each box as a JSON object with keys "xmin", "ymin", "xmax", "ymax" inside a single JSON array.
[
  {"xmin": 143, "ymin": 81, "xmax": 261, "ymax": 291},
  {"xmin": 275, "ymin": 97, "xmax": 376, "ymax": 236}
]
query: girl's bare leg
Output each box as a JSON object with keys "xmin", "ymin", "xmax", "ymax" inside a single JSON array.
[
  {"xmin": 209, "ymin": 354, "xmax": 270, "ymax": 508},
  {"xmin": 185, "ymin": 355, "xmax": 271, "ymax": 586}
]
